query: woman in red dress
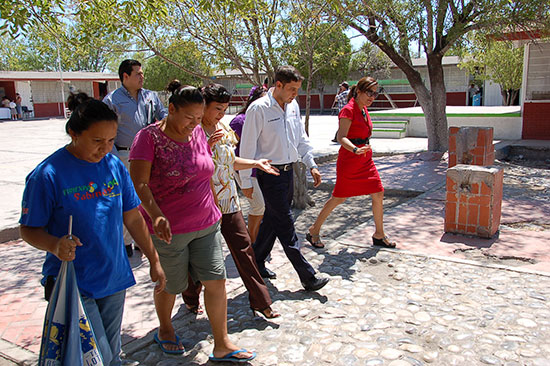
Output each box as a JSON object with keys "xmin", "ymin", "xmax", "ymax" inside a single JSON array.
[{"xmin": 306, "ymin": 76, "xmax": 396, "ymax": 249}]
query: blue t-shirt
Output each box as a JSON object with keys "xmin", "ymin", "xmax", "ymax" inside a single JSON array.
[{"xmin": 20, "ymin": 147, "xmax": 140, "ymax": 299}]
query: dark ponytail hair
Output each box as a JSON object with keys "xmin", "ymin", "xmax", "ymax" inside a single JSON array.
[
  {"xmin": 166, "ymin": 80, "xmax": 204, "ymax": 109},
  {"xmin": 65, "ymin": 92, "xmax": 118, "ymax": 135},
  {"xmin": 202, "ymin": 83, "xmax": 231, "ymax": 105},
  {"xmin": 348, "ymin": 76, "xmax": 378, "ymax": 102},
  {"xmin": 238, "ymin": 86, "xmax": 266, "ymax": 115}
]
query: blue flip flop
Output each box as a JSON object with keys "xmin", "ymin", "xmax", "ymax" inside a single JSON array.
[
  {"xmin": 209, "ymin": 349, "xmax": 256, "ymax": 363},
  {"xmin": 154, "ymin": 333, "xmax": 184, "ymax": 354}
]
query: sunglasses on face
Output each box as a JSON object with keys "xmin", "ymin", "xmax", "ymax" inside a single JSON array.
[{"xmin": 364, "ymin": 89, "xmax": 379, "ymax": 98}]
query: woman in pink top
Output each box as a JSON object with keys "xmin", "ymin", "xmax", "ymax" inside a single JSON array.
[{"xmin": 129, "ymin": 81, "xmax": 255, "ymax": 362}]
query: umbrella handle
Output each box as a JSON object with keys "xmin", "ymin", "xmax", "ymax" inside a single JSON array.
[{"xmin": 68, "ymin": 215, "xmax": 73, "ymax": 240}]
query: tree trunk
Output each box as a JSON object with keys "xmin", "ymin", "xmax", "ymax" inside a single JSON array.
[
  {"xmin": 293, "ymin": 63, "xmax": 315, "ymax": 209},
  {"xmin": 426, "ymin": 54, "xmax": 448, "ymax": 152},
  {"xmin": 292, "ymin": 162, "xmax": 314, "ymax": 209},
  {"xmin": 501, "ymin": 88, "xmax": 519, "ymax": 106},
  {"xmin": 319, "ymin": 84, "xmax": 325, "ymax": 114},
  {"xmin": 510, "ymin": 89, "xmax": 519, "ymax": 106},
  {"xmin": 304, "ymin": 67, "xmax": 313, "ymax": 135},
  {"xmin": 413, "ymin": 54, "xmax": 448, "ymax": 152},
  {"xmin": 500, "ymin": 88, "xmax": 509, "ymax": 106}
]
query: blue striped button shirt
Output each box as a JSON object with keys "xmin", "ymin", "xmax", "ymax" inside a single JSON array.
[{"xmin": 103, "ymin": 86, "xmax": 167, "ymax": 148}]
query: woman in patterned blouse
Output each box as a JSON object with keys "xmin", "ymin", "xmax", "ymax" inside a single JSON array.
[{"xmin": 181, "ymin": 84, "xmax": 281, "ymax": 319}]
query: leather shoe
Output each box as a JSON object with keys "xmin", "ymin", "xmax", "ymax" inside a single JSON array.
[
  {"xmin": 302, "ymin": 276, "xmax": 329, "ymax": 291},
  {"xmin": 259, "ymin": 267, "xmax": 277, "ymax": 279},
  {"xmin": 125, "ymin": 244, "xmax": 133, "ymax": 257},
  {"xmin": 121, "ymin": 360, "xmax": 140, "ymax": 366}
]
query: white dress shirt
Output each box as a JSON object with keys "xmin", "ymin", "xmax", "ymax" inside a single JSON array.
[{"xmin": 238, "ymin": 89, "xmax": 316, "ymax": 189}]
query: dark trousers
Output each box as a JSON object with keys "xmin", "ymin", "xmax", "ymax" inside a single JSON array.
[
  {"xmin": 182, "ymin": 211, "xmax": 272, "ymax": 310},
  {"xmin": 254, "ymin": 168, "xmax": 316, "ymax": 283}
]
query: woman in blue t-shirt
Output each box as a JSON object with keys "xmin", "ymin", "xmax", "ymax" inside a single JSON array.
[{"xmin": 19, "ymin": 93, "xmax": 166, "ymax": 366}]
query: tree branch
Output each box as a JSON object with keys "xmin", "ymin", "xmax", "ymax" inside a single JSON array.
[
  {"xmin": 423, "ymin": 0, "xmax": 434, "ymax": 51},
  {"xmin": 135, "ymin": 29, "xmax": 211, "ymax": 81}
]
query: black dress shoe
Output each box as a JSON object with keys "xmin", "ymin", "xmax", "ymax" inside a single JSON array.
[
  {"xmin": 302, "ymin": 276, "xmax": 329, "ymax": 291},
  {"xmin": 259, "ymin": 267, "xmax": 277, "ymax": 279},
  {"xmin": 125, "ymin": 244, "xmax": 134, "ymax": 257}
]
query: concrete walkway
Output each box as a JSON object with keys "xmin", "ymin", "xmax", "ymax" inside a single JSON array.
[{"xmin": 0, "ymin": 115, "xmax": 428, "ymax": 240}]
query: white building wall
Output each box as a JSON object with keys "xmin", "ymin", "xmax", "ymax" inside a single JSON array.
[
  {"xmin": 483, "ymin": 80, "xmax": 503, "ymax": 106},
  {"xmin": 68, "ymin": 81, "xmax": 93, "ymax": 96},
  {"xmin": 107, "ymin": 81, "xmax": 121, "ymax": 94},
  {"xmin": 31, "ymin": 80, "xmax": 96, "ymax": 104},
  {"xmin": 525, "ymin": 41, "xmax": 550, "ymax": 101},
  {"xmin": 15, "ymin": 81, "xmax": 33, "ymax": 110},
  {"xmin": 383, "ymin": 65, "xmax": 469, "ymax": 93},
  {"xmin": 407, "ymin": 115, "xmax": 522, "ymax": 139},
  {"xmin": 31, "ymin": 81, "xmax": 64, "ymax": 103}
]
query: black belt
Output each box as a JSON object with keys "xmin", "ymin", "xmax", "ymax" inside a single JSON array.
[
  {"xmin": 271, "ymin": 163, "xmax": 294, "ymax": 172},
  {"xmin": 349, "ymin": 138, "xmax": 369, "ymax": 145},
  {"xmin": 115, "ymin": 145, "xmax": 130, "ymax": 151}
]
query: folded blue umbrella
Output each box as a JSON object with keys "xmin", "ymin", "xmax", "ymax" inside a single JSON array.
[{"xmin": 38, "ymin": 260, "xmax": 104, "ymax": 366}]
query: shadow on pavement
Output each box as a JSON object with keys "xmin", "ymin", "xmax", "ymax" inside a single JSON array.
[{"xmin": 440, "ymin": 232, "xmax": 497, "ymax": 248}]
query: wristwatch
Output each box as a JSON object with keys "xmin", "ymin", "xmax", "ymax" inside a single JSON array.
[{"xmin": 353, "ymin": 147, "xmax": 358, "ymax": 154}]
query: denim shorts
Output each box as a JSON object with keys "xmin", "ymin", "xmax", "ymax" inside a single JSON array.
[{"xmin": 151, "ymin": 221, "xmax": 226, "ymax": 294}]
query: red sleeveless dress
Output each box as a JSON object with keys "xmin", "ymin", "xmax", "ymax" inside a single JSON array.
[{"xmin": 333, "ymin": 98, "xmax": 384, "ymax": 198}]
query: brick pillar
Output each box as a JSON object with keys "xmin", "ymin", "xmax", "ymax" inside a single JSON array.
[
  {"xmin": 448, "ymin": 127, "xmax": 494, "ymax": 168},
  {"xmin": 445, "ymin": 165, "xmax": 504, "ymax": 238}
]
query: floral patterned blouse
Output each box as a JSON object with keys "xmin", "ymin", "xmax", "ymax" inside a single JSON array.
[{"xmin": 204, "ymin": 121, "xmax": 241, "ymax": 214}]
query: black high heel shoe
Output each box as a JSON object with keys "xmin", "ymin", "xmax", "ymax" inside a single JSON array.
[
  {"xmin": 372, "ymin": 235, "xmax": 397, "ymax": 248},
  {"xmin": 251, "ymin": 306, "xmax": 281, "ymax": 319}
]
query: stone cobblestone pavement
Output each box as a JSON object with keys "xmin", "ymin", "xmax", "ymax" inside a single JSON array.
[
  {"xmin": 122, "ymin": 158, "xmax": 550, "ymax": 366},
  {"xmin": 123, "ymin": 244, "xmax": 550, "ymax": 366}
]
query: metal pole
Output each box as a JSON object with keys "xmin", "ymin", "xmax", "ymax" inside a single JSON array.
[{"xmin": 57, "ymin": 40, "xmax": 67, "ymax": 119}]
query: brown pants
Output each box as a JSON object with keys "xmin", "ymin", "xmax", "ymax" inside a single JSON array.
[{"xmin": 182, "ymin": 211, "xmax": 272, "ymax": 310}]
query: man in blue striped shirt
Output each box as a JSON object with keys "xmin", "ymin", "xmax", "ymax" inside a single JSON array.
[
  {"xmin": 331, "ymin": 82, "xmax": 349, "ymax": 142},
  {"xmin": 103, "ymin": 59, "xmax": 167, "ymax": 256}
]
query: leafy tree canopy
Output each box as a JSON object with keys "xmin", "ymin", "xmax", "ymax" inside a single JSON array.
[
  {"xmin": 0, "ymin": 12, "xmax": 130, "ymax": 72},
  {"xmin": 143, "ymin": 39, "xmax": 211, "ymax": 90},
  {"xmin": 349, "ymin": 42, "xmax": 391, "ymax": 80},
  {"xmin": 459, "ymin": 32, "xmax": 524, "ymax": 105},
  {"xmin": 459, "ymin": 33, "xmax": 524, "ymax": 92},
  {"xmin": 286, "ymin": 22, "xmax": 352, "ymax": 91}
]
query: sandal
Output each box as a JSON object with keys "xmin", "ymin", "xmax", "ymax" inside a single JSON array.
[
  {"xmin": 154, "ymin": 333, "xmax": 185, "ymax": 354},
  {"xmin": 306, "ymin": 232, "xmax": 325, "ymax": 248},
  {"xmin": 185, "ymin": 304, "xmax": 203, "ymax": 315},
  {"xmin": 209, "ymin": 349, "xmax": 256, "ymax": 363},
  {"xmin": 372, "ymin": 236, "xmax": 396, "ymax": 248},
  {"xmin": 251, "ymin": 306, "xmax": 281, "ymax": 319}
]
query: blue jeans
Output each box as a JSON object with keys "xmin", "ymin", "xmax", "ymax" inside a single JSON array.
[
  {"xmin": 254, "ymin": 168, "xmax": 316, "ymax": 283},
  {"xmin": 82, "ymin": 290, "xmax": 126, "ymax": 366}
]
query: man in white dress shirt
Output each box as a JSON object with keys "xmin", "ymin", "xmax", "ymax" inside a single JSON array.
[{"xmin": 239, "ymin": 66, "xmax": 329, "ymax": 292}]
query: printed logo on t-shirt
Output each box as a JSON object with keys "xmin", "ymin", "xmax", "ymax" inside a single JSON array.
[{"xmin": 62, "ymin": 179, "xmax": 121, "ymax": 201}]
